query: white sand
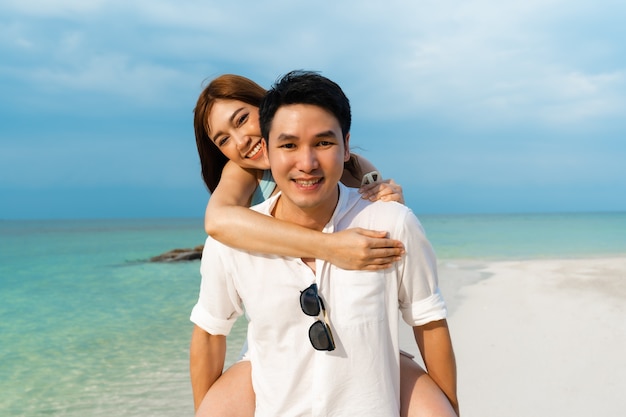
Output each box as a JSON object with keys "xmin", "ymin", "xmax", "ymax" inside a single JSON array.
[{"xmin": 399, "ymin": 257, "xmax": 626, "ymax": 417}]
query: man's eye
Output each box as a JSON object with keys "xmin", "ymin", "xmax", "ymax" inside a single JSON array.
[
  {"xmin": 280, "ymin": 143, "xmax": 296, "ymax": 149},
  {"xmin": 318, "ymin": 141, "xmax": 334, "ymax": 147}
]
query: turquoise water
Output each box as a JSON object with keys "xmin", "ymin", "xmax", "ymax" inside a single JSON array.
[
  {"xmin": 1, "ymin": 213, "xmax": 625, "ymax": 416},
  {"xmin": 421, "ymin": 211, "xmax": 626, "ymax": 260}
]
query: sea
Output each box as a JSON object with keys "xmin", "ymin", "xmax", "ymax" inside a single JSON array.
[{"xmin": 1, "ymin": 212, "xmax": 626, "ymax": 416}]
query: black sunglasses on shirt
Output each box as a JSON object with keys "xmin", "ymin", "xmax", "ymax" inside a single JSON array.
[{"xmin": 300, "ymin": 283, "xmax": 335, "ymax": 351}]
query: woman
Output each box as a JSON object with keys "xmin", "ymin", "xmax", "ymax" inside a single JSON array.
[{"xmin": 191, "ymin": 74, "xmax": 458, "ymax": 417}]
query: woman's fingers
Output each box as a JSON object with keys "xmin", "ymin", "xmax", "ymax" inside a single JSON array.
[
  {"xmin": 329, "ymin": 228, "xmax": 405, "ymax": 270},
  {"xmin": 359, "ymin": 179, "xmax": 405, "ymax": 204},
  {"xmin": 357, "ymin": 231, "xmax": 405, "ymax": 267}
]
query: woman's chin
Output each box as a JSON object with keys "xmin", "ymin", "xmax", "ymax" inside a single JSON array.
[{"xmin": 239, "ymin": 158, "xmax": 270, "ymax": 171}]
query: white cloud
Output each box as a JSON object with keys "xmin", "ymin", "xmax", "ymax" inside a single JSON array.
[
  {"xmin": 26, "ymin": 53, "xmax": 184, "ymax": 104},
  {"xmin": 2, "ymin": 0, "xmax": 624, "ymax": 125},
  {"xmin": 0, "ymin": 0, "xmax": 109, "ymax": 17},
  {"xmin": 284, "ymin": 0, "xmax": 626, "ymax": 130},
  {"xmin": 537, "ymin": 71, "xmax": 625, "ymax": 124}
]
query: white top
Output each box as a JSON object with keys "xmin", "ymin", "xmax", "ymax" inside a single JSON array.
[{"xmin": 190, "ymin": 184, "xmax": 447, "ymax": 417}]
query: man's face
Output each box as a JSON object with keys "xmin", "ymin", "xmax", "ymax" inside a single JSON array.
[{"xmin": 266, "ymin": 104, "xmax": 350, "ymax": 225}]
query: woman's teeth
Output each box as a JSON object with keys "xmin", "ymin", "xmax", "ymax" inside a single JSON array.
[{"xmin": 246, "ymin": 143, "xmax": 262, "ymax": 159}]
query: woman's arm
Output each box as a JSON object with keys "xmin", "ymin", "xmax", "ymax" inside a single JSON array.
[
  {"xmin": 190, "ymin": 326, "xmax": 226, "ymax": 412},
  {"xmin": 340, "ymin": 153, "xmax": 377, "ymax": 188},
  {"xmin": 414, "ymin": 320, "xmax": 459, "ymax": 415},
  {"xmin": 204, "ymin": 161, "xmax": 405, "ymax": 271}
]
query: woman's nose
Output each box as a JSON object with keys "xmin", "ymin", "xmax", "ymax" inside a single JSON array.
[{"xmin": 235, "ymin": 135, "xmax": 251, "ymax": 152}]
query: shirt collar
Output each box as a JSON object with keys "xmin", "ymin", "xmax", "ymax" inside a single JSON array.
[{"xmin": 257, "ymin": 182, "xmax": 356, "ymax": 234}]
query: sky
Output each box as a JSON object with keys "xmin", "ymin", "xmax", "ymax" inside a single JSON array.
[{"xmin": 1, "ymin": 0, "xmax": 625, "ymax": 219}]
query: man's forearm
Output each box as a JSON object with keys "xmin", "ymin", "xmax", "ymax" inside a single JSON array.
[
  {"xmin": 190, "ymin": 325, "xmax": 227, "ymax": 411},
  {"xmin": 413, "ymin": 319, "xmax": 459, "ymax": 414}
]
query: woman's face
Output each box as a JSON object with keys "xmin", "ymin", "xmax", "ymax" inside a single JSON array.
[{"xmin": 207, "ymin": 99, "xmax": 269, "ymax": 170}]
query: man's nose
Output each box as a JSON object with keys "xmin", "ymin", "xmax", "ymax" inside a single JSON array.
[{"xmin": 297, "ymin": 147, "xmax": 319, "ymax": 172}]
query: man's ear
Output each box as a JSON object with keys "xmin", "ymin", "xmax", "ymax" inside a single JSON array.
[
  {"xmin": 260, "ymin": 138, "xmax": 270, "ymax": 164},
  {"xmin": 343, "ymin": 133, "xmax": 351, "ymax": 162}
]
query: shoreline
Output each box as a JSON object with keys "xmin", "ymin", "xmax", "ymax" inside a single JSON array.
[{"xmin": 398, "ymin": 256, "xmax": 626, "ymax": 417}]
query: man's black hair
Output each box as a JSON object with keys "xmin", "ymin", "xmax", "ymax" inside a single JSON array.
[{"xmin": 259, "ymin": 70, "xmax": 351, "ymax": 141}]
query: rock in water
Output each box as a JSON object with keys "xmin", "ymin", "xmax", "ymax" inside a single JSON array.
[{"xmin": 150, "ymin": 245, "xmax": 204, "ymax": 262}]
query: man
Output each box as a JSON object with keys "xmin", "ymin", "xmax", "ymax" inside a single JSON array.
[{"xmin": 190, "ymin": 71, "xmax": 458, "ymax": 416}]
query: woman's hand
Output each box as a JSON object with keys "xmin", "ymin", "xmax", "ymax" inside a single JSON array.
[
  {"xmin": 323, "ymin": 228, "xmax": 405, "ymax": 270},
  {"xmin": 359, "ymin": 179, "xmax": 405, "ymax": 204}
]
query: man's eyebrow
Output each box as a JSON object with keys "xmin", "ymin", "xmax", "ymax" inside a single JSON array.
[
  {"xmin": 275, "ymin": 133, "xmax": 299, "ymax": 142},
  {"xmin": 210, "ymin": 107, "xmax": 244, "ymax": 143},
  {"xmin": 275, "ymin": 130, "xmax": 338, "ymax": 142},
  {"xmin": 314, "ymin": 130, "xmax": 338, "ymax": 139}
]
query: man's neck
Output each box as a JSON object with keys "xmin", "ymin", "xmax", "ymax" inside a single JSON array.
[{"xmin": 272, "ymin": 186, "xmax": 340, "ymax": 232}]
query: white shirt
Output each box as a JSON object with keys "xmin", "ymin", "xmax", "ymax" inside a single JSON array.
[{"xmin": 190, "ymin": 184, "xmax": 447, "ymax": 417}]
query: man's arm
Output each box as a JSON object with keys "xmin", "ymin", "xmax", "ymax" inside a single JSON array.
[
  {"xmin": 413, "ymin": 319, "xmax": 459, "ymax": 415},
  {"xmin": 190, "ymin": 325, "xmax": 227, "ymax": 411}
]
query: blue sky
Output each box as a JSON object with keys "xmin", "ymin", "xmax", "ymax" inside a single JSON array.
[{"xmin": 1, "ymin": 0, "xmax": 625, "ymax": 219}]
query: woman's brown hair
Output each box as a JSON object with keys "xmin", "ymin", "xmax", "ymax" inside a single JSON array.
[{"xmin": 194, "ymin": 75, "xmax": 266, "ymax": 193}]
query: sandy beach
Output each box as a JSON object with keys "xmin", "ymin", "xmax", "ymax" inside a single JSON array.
[{"xmin": 400, "ymin": 257, "xmax": 626, "ymax": 417}]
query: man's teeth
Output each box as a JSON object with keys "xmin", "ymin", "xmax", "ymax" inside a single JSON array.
[
  {"xmin": 246, "ymin": 143, "xmax": 262, "ymax": 158},
  {"xmin": 296, "ymin": 179, "xmax": 321, "ymax": 186}
]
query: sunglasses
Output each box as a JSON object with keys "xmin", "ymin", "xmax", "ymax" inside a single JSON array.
[
  {"xmin": 300, "ymin": 283, "xmax": 336, "ymax": 351},
  {"xmin": 361, "ymin": 170, "xmax": 381, "ymax": 186}
]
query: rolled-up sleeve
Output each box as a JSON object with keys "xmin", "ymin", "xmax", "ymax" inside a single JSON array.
[
  {"xmin": 190, "ymin": 236, "xmax": 243, "ymax": 335},
  {"xmin": 396, "ymin": 210, "xmax": 448, "ymax": 326}
]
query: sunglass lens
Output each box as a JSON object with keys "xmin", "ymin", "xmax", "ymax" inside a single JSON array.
[
  {"xmin": 300, "ymin": 285, "xmax": 320, "ymax": 316},
  {"xmin": 309, "ymin": 321, "xmax": 334, "ymax": 351}
]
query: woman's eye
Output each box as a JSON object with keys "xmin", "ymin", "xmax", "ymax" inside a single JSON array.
[
  {"xmin": 236, "ymin": 113, "xmax": 249, "ymax": 126},
  {"xmin": 218, "ymin": 136, "xmax": 229, "ymax": 147}
]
